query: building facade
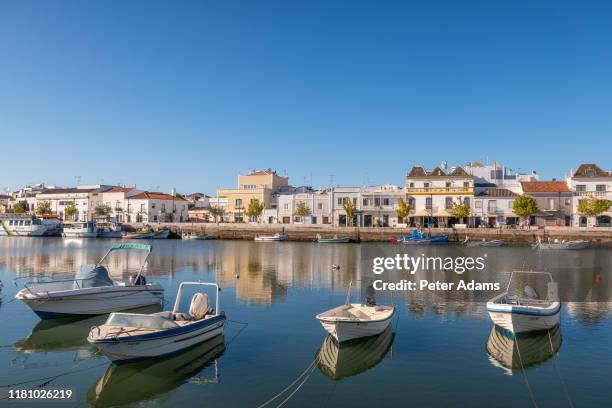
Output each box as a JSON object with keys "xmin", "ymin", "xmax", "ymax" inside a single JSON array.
[
  {"xmin": 520, "ymin": 181, "xmax": 572, "ymax": 227},
  {"xmin": 566, "ymin": 163, "xmax": 612, "ymax": 227},
  {"xmin": 473, "ymin": 188, "xmax": 519, "ymax": 227}
]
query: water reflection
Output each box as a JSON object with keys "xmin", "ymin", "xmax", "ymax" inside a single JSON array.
[
  {"xmin": 486, "ymin": 325, "xmax": 562, "ymax": 374},
  {"xmin": 87, "ymin": 334, "xmax": 225, "ymax": 407},
  {"xmin": 316, "ymin": 326, "xmax": 394, "ymax": 380}
]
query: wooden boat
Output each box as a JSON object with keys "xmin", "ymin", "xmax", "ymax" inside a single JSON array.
[
  {"xmin": 486, "ymin": 271, "xmax": 560, "ymax": 333},
  {"xmin": 463, "ymin": 237, "xmax": 504, "ymax": 247},
  {"xmin": 317, "ymin": 234, "xmax": 351, "ymax": 243},
  {"xmin": 533, "ymin": 238, "xmax": 589, "ymax": 250},
  {"xmin": 486, "ymin": 324, "xmax": 561, "ymax": 372},
  {"xmin": 254, "ymin": 233, "xmax": 287, "ymax": 242},
  {"xmin": 15, "ymin": 243, "xmax": 164, "ymax": 319},
  {"xmin": 152, "ymin": 228, "xmax": 171, "ymax": 239},
  {"xmin": 317, "ymin": 326, "xmax": 394, "ymax": 380},
  {"xmin": 123, "ymin": 228, "xmax": 155, "ymax": 239},
  {"xmin": 316, "ymin": 281, "xmax": 395, "ymax": 343},
  {"xmin": 88, "ymin": 281, "xmax": 225, "ymax": 362},
  {"xmin": 87, "ymin": 334, "xmax": 224, "ymax": 407}
]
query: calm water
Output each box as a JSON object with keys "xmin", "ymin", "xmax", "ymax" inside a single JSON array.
[{"xmin": 0, "ymin": 238, "xmax": 611, "ymax": 408}]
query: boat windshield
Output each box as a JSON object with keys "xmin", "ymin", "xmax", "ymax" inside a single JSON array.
[
  {"xmin": 73, "ymin": 265, "xmax": 114, "ymax": 289},
  {"xmin": 106, "ymin": 313, "xmax": 178, "ymax": 329}
]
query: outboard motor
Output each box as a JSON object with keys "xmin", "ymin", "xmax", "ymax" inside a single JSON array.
[
  {"xmin": 365, "ymin": 285, "xmax": 377, "ymax": 306},
  {"xmin": 130, "ymin": 274, "xmax": 147, "ymax": 286}
]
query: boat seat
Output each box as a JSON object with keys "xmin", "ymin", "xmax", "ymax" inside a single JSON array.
[{"xmin": 189, "ymin": 292, "xmax": 210, "ymax": 320}]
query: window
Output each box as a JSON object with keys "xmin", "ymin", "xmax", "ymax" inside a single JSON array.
[
  {"xmin": 153, "ymin": 215, "xmax": 158, "ymax": 221},
  {"xmin": 337, "ymin": 198, "xmax": 343, "ymax": 205},
  {"xmin": 284, "ymin": 203, "xmax": 289, "ymax": 210},
  {"xmin": 596, "ymin": 184, "xmax": 606, "ymax": 192},
  {"xmin": 463, "ymin": 182, "xmax": 470, "ymax": 188},
  {"xmin": 363, "ymin": 198, "xmax": 368, "ymax": 206},
  {"xmin": 475, "ymin": 200, "xmax": 482, "ymax": 209},
  {"xmin": 151, "ymin": 203, "xmax": 156, "ymax": 209},
  {"xmin": 508, "ymin": 200, "xmax": 514, "ymax": 208},
  {"xmin": 161, "ymin": 204, "xmax": 166, "ymax": 212},
  {"xmin": 463, "ymin": 197, "xmax": 470, "ymax": 207},
  {"xmin": 374, "ymin": 198, "xmax": 380, "ymax": 206},
  {"xmin": 548, "ymin": 198, "xmax": 555, "ymax": 210},
  {"xmin": 408, "ymin": 198, "xmax": 415, "ymax": 209},
  {"xmin": 423, "ymin": 182, "xmax": 430, "ymax": 188},
  {"xmin": 409, "ymin": 182, "xmax": 415, "ymax": 188},
  {"xmin": 352, "ymin": 198, "xmax": 357, "ymax": 206},
  {"xmin": 488, "ymin": 200, "xmax": 497, "ymax": 212},
  {"xmin": 425, "ymin": 197, "xmax": 432, "ymax": 209},
  {"xmin": 586, "ymin": 169, "xmax": 595, "ymax": 177},
  {"xmin": 445, "ymin": 182, "xmax": 451, "ymax": 188},
  {"xmin": 576, "ymin": 185, "xmax": 586, "ymax": 192},
  {"xmin": 445, "ymin": 197, "xmax": 453, "ymax": 209},
  {"xmin": 565, "ymin": 198, "xmax": 571, "ymax": 205},
  {"xmin": 383, "ymin": 198, "xmax": 390, "ymax": 206},
  {"xmin": 235, "ymin": 199, "xmax": 242, "ymax": 207},
  {"xmin": 317, "ymin": 203, "xmax": 323, "ymax": 210},
  {"xmin": 140, "ymin": 204, "xmax": 145, "ymax": 212}
]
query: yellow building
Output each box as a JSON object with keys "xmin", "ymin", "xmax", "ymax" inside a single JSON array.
[{"xmin": 217, "ymin": 169, "xmax": 289, "ymax": 222}]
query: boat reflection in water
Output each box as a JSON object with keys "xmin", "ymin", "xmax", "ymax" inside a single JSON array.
[
  {"xmin": 486, "ymin": 324, "xmax": 562, "ymax": 374},
  {"xmin": 316, "ymin": 326, "xmax": 394, "ymax": 380},
  {"xmin": 87, "ymin": 334, "xmax": 225, "ymax": 407}
]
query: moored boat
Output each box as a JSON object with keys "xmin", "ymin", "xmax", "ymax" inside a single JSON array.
[
  {"xmin": 0, "ymin": 214, "xmax": 48, "ymax": 237},
  {"xmin": 87, "ymin": 281, "xmax": 225, "ymax": 362},
  {"xmin": 96, "ymin": 218, "xmax": 124, "ymax": 238},
  {"xmin": 533, "ymin": 238, "xmax": 589, "ymax": 250},
  {"xmin": 62, "ymin": 221, "xmax": 98, "ymax": 238},
  {"xmin": 486, "ymin": 271, "xmax": 560, "ymax": 334},
  {"xmin": 182, "ymin": 232, "xmax": 212, "ymax": 240},
  {"xmin": 15, "ymin": 243, "xmax": 164, "ymax": 319},
  {"xmin": 254, "ymin": 233, "xmax": 287, "ymax": 242},
  {"xmin": 391, "ymin": 229, "xmax": 448, "ymax": 245},
  {"xmin": 152, "ymin": 227, "xmax": 171, "ymax": 239},
  {"xmin": 463, "ymin": 237, "xmax": 504, "ymax": 247},
  {"xmin": 317, "ymin": 234, "xmax": 351, "ymax": 243}
]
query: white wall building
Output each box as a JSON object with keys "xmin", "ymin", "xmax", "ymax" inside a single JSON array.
[
  {"xmin": 465, "ymin": 161, "xmax": 539, "ymax": 194},
  {"xmin": 566, "ymin": 163, "xmax": 612, "ymax": 227},
  {"xmin": 126, "ymin": 191, "xmax": 189, "ymax": 223},
  {"xmin": 473, "ymin": 188, "xmax": 520, "ymax": 227},
  {"xmin": 360, "ymin": 184, "xmax": 405, "ymax": 227},
  {"xmin": 36, "ymin": 185, "xmax": 110, "ymax": 221},
  {"xmin": 263, "ymin": 187, "xmax": 332, "ymax": 224}
]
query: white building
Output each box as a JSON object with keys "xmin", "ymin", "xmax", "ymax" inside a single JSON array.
[
  {"xmin": 566, "ymin": 163, "xmax": 612, "ymax": 227},
  {"xmin": 405, "ymin": 164, "xmax": 474, "ymax": 228},
  {"xmin": 473, "ymin": 188, "xmax": 520, "ymax": 227},
  {"xmin": 465, "ymin": 161, "xmax": 539, "ymax": 194},
  {"xmin": 360, "ymin": 184, "xmax": 405, "ymax": 227},
  {"xmin": 126, "ymin": 191, "xmax": 189, "ymax": 223},
  {"xmin": 331, "ymin": 187, "xmax": 362, "ymax": 226},
  {"xmin": 36, "ymin": 185, "xmax": 110, "ymax": 221},
  {"xmin": 263, "ymin": 187, "xmax": 332, "ymax": 224}
]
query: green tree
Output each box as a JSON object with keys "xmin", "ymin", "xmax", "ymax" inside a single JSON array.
[
  {"xmin": 64, "ymin": 204, "xmax": 78, "ymax": 221},
  {"xmin": 94, "ymin": 204, "xmax": 112, "ymax": 217},
  {"xmin": 578, "ymin": 197, "xmax": 611, "ymax": 217},
  {"xmin": 36, "ymin": 200, "xmax": 52, "ymax": 215},
  {"xmin": 450, "ymin": 198, "xmax": 471, "ymax": 225},
  {"xmin": 294, "ymin": 201, "xmax": 311, "ymax": 223},
  {"xmin": 513, "ymin": 195, "xmax": 538, "ymax": 226},
  {"xmin": 343, "ymin": 199, "xmax": 356, "ymax": 226},
  {"xmin": 209, "ymin": 206, "xmax": 225, "ymax": 223},
  {"xmin": 396, "ymin": 198, "xmax": 410, "ymax": 223},
  {"xmin": 245, "ymin": 198, "xmax": 265, "ymax": 223},
  {"xmin": 13, "ymin": 200, "xmax": 28, "ymax": 214}
]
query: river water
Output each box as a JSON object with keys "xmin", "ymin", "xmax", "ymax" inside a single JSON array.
[{"xmin": 0, "ymin": 237, "xmax": 610, "ymax": 407}]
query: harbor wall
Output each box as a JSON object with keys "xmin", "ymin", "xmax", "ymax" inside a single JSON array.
[{"xmin": 125, "ymin": 223, "xmax": 612, "ymax": 246}]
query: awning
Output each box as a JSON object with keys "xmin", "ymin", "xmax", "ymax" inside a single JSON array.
[
  {"xmin": 435, "ymin": 209, "xmax": 452, "ymax": 217},
  {"xmin": 414, "ymin": 210, "xmax": 431, "ymax": 217}
]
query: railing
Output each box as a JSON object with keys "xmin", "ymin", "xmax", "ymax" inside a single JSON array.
[
  {"xmin": 405, "ymin": 187, "xmax": 473, "ymax": 194},
  {"xmin": 575, "ymin": 191, "xmax": 607, "ymax": 197}
]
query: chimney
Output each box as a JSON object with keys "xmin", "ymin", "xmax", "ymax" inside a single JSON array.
[{"xmin": 171, "ymin": 187, "xmax": 176, "ymax": 197}]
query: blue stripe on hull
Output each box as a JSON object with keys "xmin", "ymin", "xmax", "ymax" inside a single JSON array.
[
  {"xmin": 487, "ymin": 304, "xmax": 561, "ymax": 316},
  {"xmin": 34, "ymin": 310, "xmax": 90, "ymax": 319}
]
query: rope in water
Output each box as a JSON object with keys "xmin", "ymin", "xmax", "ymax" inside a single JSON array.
[
  {"xmin": 547, "ymin": 330, "xmax": 574, "ymax": 408},
  {"xmin": 256, "ymin": 356, "xmax": 319, "ymax": 408},
  {"xmin": 514, "ymin": 335, "xmax": 539, "ymax": 408}
]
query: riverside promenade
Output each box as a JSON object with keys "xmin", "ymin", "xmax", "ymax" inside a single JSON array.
[{"xmin": 126, "ymin": 223, "xmax": 612, "ymax": 246}]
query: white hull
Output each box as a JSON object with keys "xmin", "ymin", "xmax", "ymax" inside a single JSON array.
[
  {"xmin": 92, "ymin": 318, "xmax": 225, "ymax": 362},
  {"xmin": 63, "ymin": 231, "xmax": 98, "ymax": 238},
  {"xmin": 255, "ymin": 235, "xmax": 286, "ymax": 242},
  {"xmin": 487, "ymin": 310, "xmax": 560, "ymax": 333},
  {"xmin": 320, "ymin": 318, "xmax": 392, "ymax": 343},
  {"xmin": 0, "ymin": 224, "xmax": 47, "ymax": 237},
  {"xmin": 16, "ymin": 285, "xmax": 164, "ymax": 319},
  {"xmin": 317, "ymin": 304, "xmax": 395, "ymax": 343}
]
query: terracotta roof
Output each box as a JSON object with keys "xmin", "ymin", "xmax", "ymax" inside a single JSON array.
[
  {"xmin": 407, "ymin": 166, "xmax": 427, "ymax": 177},
  {"xmin": 572, "ymin": 163, "xmax": 610, "ymax": 178},
  {"xmin": 449, "ymin": 166, "xmax": 469, "ymax": 177},
  {"xmin": 407, "ymin": 165, "xmax": 473, "ymax": 178},
  {"xmin": 39, "ymin": 188, "xmax": 98, "ymax": 194},
  {"xmin": 429, "ymin": 166, "xmax": 447, "ymax": 176},
  {"xmin": 520, "ymin": 181, "xmax": 570, "ymax": 193},
  {"xmin": 129, "ymin": 191, "xmax": 188, "ymax": 201},
  {"xmin": 476, "ymin": 188, "xmax": 517, "ymax": 197},
  {"xmin": 0, "ymin": 195, "xmax": 11, "ymax": 199},
  {"xmin": 105, "ymin": 187, "xmax": 134, "ymax": 193}
]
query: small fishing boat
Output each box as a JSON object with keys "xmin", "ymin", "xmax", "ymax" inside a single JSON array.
[
  {"xmin": 316, "ymin": 281, "xmax": 395, "ymax": 343},
  {"xmin": 486, "ymin": 324, "xmax": 561, "ymax": 373},
  {"xmin": 317, "ymin": 234, "xmax": 351, "ymax": 243},
  {"xmin": 463, "ymin": 237, "xmax": 504, "ymax": 247},
  {"xmin": 88, "ymin": 281, "xmax": 225, "ymax": 362},
  {"xmin": 533, "ymin": 238, "xmax": 589, "ymax": 250},
  {"xmin": 15, "ymin": 243, "xmax": 164, "ymax": 319},
  {"xmin": 62, "ymin": 221, "xmax": 98, "ymax": 238},
  {"xmin": 254, "ymin": 233, "xmax": 287, "ymax": 242},
  {"xmin": 152, "ymin": 227, "xmax": 171, "ymax": 239},
  {"xmin": 317, "ymin": 325, "xmax": 394, "ymax": 380},
  {"xmin": 96, "ymin": 219, "xmax": 124, "ymax": 238},
  {"xmin": 486, "ymin": 271, "xmax": 560, "ymax": 333},
  {"xmin": 182, "ymin": 232, "xmax": 213, "ymax": 240},
  {"xmin": 123, "ymin": 227, "xmax": 155, "ymax": 239},
  {"xmin": 391, "ymin": 229, "xmax": 448, "ymax": 245}
]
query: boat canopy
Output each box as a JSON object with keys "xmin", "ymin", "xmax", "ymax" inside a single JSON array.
[
  {"xmin": 74, "ymin": 265, "xmax": 114, "ymax": 289},
  {"xmin": 110, "ymin": 242, "xmax": 152, "ymax": 252}
]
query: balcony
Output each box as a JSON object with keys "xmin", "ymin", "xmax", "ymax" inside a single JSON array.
[
  {"xmin": 405, "ymin": 187, "xmax": 473, "ymax": 195},
  {"xmin": 575, "ymin": 190, "xmax": 607, "ymax": 197}
]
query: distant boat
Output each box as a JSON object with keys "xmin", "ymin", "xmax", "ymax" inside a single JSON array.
[
  {"xmin": 182, "ymin": 232, "xmax": 213, "ymax": 240},
  {"xmin": 486, "ymin": 324, "xmax": 561, "ymax": 373},
  {"xmin": 254, "ymin": 233, "xmax": 287, "ymax": 242},
  {"xmin": 464, "ymin": 237, "xmax": 504, "ymax": 247},
  {"xmin": 317, "ymin": 325, "xmax": 394, "ymax": 380},
  {"xmin": 391, "ymin": 229, "xmax": 448, "ymax": 245},
  {"xmin": 63, "ymin": 221, "xmax": 98, "ymax": 238},
  {"xmin": 96, "ymin": 219, "xmax": 124, "ymax": 238},
  {"xmin": 0, "ymin": 214, "xmax": 48, "ymax": 237},
  {"xmin": 533, "ymin": 238, "xmax": 589, "ymax": 250},
  {"xmin": 486, "ymin": 271, "xmax": 560, "ymax": 333},
  {"xmin": 152, "ymin": 227, "xmax": 171, "ymax": 239},
  {"xmin": 123, "ymin": 227, "xmax": 155, "ymax": 240},
  {"xmin": 317, "ymin": 234, "xmax": 351, "ymax": 243}
]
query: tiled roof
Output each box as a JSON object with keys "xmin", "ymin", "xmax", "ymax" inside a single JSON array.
[
  {"xmin": 129, "ymin": 192, "xmax": 188, "ymax": 201},
  {"xmin": 407, "ymin": 165, "xmax": 473, "ymax": 178},
  {"xmin": 429, "ymin": 166, "xmax": 446, "ymax": 176},
  {"xmin": 572, "ymin": 163, "xmax": 610, "ymax": 178},
  {"xmin": 520, "ymin": 181, "xmax": 570, "ymax": 193},
  {"xmin": 39, "ymin": 188, "xmax": 97, "ymax": 194},
  {"xmin": 105, "ymin": 187, "xmax": 134, "ymax": 193},
  {"xmin": 476, "ymin": 188, "xmax": 517, "ymax": 197},
  {"xmin": 0, "ymin": 194, "xmax": 11, "ymax": 199},
  {"xmin": 407, "ymin": 166, "xmax": 427, "ymax": 177},
  {"xmin": 449, "ymin": 166, "xmax": 470, "ymax": 177}
]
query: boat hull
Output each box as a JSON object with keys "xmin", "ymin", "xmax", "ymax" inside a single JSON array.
[
  {"xmin": 16, "ymin": 285, "xmax": 164, "ymax": 319},
  {"xmin": 90, "ymin": 315, "xmax": 226, "ymax": 362},
  {"xmin": 63, "ymin": 231, "xmax": 98, "ymax": 238},
  {"xmin": 535, "ymin": 241, "xmax": 589, "ymax": 250},
  {"xmin": 487, "ymin": 304, "xmax": 560, "ymax": 333},
  {"xmin": 318, "ymin": 314, "xmax": 394, "ymax": 343},
  {"xmin": 318, "ymin": 238, "xmax": 351, "ymax": 243}
]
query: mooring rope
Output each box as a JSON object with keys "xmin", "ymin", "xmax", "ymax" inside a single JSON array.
[
  {"xmin": 256, "ymin": 356, "xmax": 319, "ymax": 408},
  {"xmin": 547, "ymin": 330, "xmax": 574, "ymax": 408},
  {"xmin": 514, "ymin": 335, "xmax": 539, "ymax": 408}
]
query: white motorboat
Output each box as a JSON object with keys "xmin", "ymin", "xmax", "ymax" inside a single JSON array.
[
  {"xmin": 15, "ymin": 243, "xmax": 164, "ymax": 319},
  {"xmin": 96, "ymin": 219, "xmax": 124, "ymax": 238},
  {"xmin": 182, "ymin": 232, "xmax": 212, "ymax": 240},
  {"xmin": 254, "ymin": 233, "xmax": 286, "ymax": 242},
  {"xmin": 317, "ymin": 234, "xmax": 351, "ymax": 243},
  {"xmin": 317, "ymin": 325, "xmax": 394, "ymax": 380},
  {"xmin": 88, "ymin": 281, "xmax": 225, "ymax": 362},
  {"xmin": 486, "ymin": 271, "xmax": 560, "ymax": 334},
  {"xmin": 486, "ymin": 324, "xmax": 561, "ymax": 373},
  {"xmin": 63, "ymin": 221, "xmax": 98, "ymax": 238},
  {"xmin": 463, "ymin": 237, "xmax": 504, "ymax": 247},
  {"xmin": 533, "ymin": 238, "xmax": 589, "ymax": 250},
  {"xmin": 0, "ymin": 214, "xmax": 48, "ymax": 236},
  {"xmin": 316, "ymin": 281, "xmax": 395, "ymax": 343}
]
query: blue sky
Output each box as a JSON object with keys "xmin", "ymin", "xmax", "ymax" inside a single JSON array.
[{"xmin": 1, "ymin": 0, "xmax": 611, "ymax": 195}]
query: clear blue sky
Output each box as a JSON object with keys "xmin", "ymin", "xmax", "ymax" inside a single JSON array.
[{"xmin": 1, "ymin": 0, "xmax": 611, "ymax": 195}]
